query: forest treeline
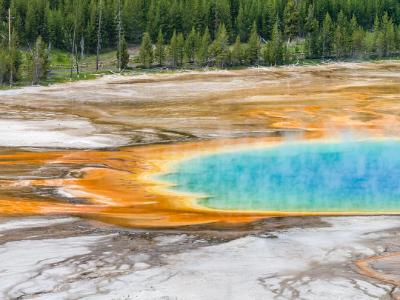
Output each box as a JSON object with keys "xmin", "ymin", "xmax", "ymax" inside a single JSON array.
[{"xmin": 1, "ymin": 0, "xmax": 400, "ymax": 85}]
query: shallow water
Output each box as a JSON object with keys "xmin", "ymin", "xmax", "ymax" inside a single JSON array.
[{"xmin": 162, "ymin": 140, "xmax": 400, "ymax": 213}]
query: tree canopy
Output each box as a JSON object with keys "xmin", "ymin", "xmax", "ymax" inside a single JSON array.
[{"xmin": 1, "ymin": 0, "xmax": 399, "ymax": 54}]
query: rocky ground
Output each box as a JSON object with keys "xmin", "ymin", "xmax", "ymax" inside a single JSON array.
[{"xmin": 1, "ymin": 216, "xmax": 400, "ymax": 299}]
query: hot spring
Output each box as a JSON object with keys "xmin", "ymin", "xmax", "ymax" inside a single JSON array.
[{"xmin": 160, "ymin": 140, "xmax": 400, "ymax": 213}]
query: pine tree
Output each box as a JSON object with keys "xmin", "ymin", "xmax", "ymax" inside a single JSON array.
[
  {"xmin": 25, "ymin": 0, "xmax": 47, "ymax": 43},
  {"xmin": 380, "ymin": 13, "xmax": 396, "ymax": 57},
  {"xmin": 185, "ymin": 27, "xmax": 198, "ymax": 63},
  {"xmin": 146, "ymin": 0, "xmax": 161, "ymax": 41},
  {"xmin": 213, "ymin": 0, "xmax": 231, "ymax": 38},
  {"xmin": 351, "ymin": 26, "xmax": 366, "ymax": 57},
  {"xmin": 236, "ymin": 1, "xmax": 256, "ymax": 41},
  {"xmin": 195, "ymin": 28, "xmax": 211, "ymax": 66},
  {"xmin": 30, "ymin": 35, "xmax": 50, "ymax": 84},
  {"xmin": 0, "ymin": 50, "xmax": 6, "ymax": 85},
  {"xmin": 48, "ymin": 9, "xmax": 63, "ymax": 50},
  {"xmin": 169, "ymin": 31, "xmax": 179, "ymax": 67},
  {"xmin": 283, "ymin": 0, "xmax": 299, "ymax": 43},
  {"xmin": 236, "ymin": 5, "xmax": 247, "ymax": 41},
  {"xmin": 182, "ymin": 0, "xmax": 195, "ymax": 33},
  {"xmin": 297, "ymin": 0, "xmax": 308, "ymax": 37},
  {"xmin": 154, "ymin": 29, "xmax": 165, "ymax": 66},
  {"xmin": 263, "ymin": 20, "xmax": 285, "ymax": 66},
  {"xmin": 176, "ymin": 32, "xmax": 185, "ymax": 66},
  {"xmin": 349, "ymin": 15, "xmax": 365, "ymax": 56},
  {"xmin": 305, "ymin": 17, "xmax": 320, "ymax": 58},
  {"xmin": 123, "ymin": 0, "xmax": 146, "ymax": 44},
  {"xmin": 7, "ymin": 33, "xmax": 21, "ymax": 86},
  {"xmin": 334, "ymin": 25, "xmax": 345, "ymax": 58},
  {"xmin": 138, "ymin": 32, "xmax": 152, "ymax": 68},
  {"xmin": 95, "ymin": 0, "xmax": 103, "ymax": 70},
  {"xmin": 304, "ymin": 4, "xmax": 321, "ymax": 58},
  {"xmin": 210, "ymin": 24, "xmax": 230, "ymax": 67},
  {"xmin": 334, "ymin": 11, "xmax": 350, "ymax": 58},
  {"xmin": 270, "ymin": 20, "xmax": 285, "ymax": 65},
  {"xmin": 231, "ymin": 35, "xmax": 243, "ymax": 66},
  {"xmin": 0, "ymin": 0, "xmax": 3, "ymax": 19},
  {"xmin": 321, "ymin": 13, "xmax": 333, "ymax": 58},
  {"xmin": 118, "ymin": 36, "xmax": 130, "ymax": 70},
  {"xmin": 167, "ymin": 0, "xmax": 184, "ymax": 38},
  {"xmin": 192, "ymin": 0, "xmax": 208, "ymax": 33},
  {"xmin": 247, "ymin": 22, "xmax": 260, "ymax": 65},
  {"xmin": 372, "ymin": 15, "xmax": 381, "ymax": 55},
  {"xmin": 261, "ymin": 43, "xmax": 271, "ymax": 66},
  {"xmin": 304, "ymin": 4, "xmax": 315, "ymax": 36}
]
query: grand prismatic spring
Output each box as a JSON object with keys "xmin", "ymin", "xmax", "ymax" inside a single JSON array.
[
  {"xmin": 1, "ymin": 62, "xmax": 400, "ymax": 299},
  {"xmin": 160, "ymin": 140, "xmax": 400, "ymax": 213}
]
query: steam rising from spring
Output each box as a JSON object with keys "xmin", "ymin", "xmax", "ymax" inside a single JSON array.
[{"xmin": 161, "ymin": 139, "xmax": 400, "ymax": 213}]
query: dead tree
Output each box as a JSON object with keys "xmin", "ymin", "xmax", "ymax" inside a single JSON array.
[
  {"xmin": 96, "ymin": 0, "xmax": 103, "ymax": 71},
  {"xmin": 116, "ymin": 0, "xmax": 122, "ymax": 72},
  {"xmin": 8, "ymin": 8, "xmax": 12, "ymax": 87}
]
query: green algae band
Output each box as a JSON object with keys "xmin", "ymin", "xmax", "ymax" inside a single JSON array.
[{"xmin": 161, "ymin": 140, "xmax": 400, "ymax": 213}]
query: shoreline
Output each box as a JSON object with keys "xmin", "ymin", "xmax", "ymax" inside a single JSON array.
[{"xmin": 1, "ymin": 58, "xmax": 399, "ymax": 95}]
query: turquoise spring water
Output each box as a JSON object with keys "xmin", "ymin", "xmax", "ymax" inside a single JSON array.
[{"xmin": 159, "ymin": 140, "xmax": 400, "ymax": 212}]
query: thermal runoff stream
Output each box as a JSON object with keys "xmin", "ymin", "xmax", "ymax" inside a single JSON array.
[{"xmin": 161, "ymin": 140, "xmax": 400, "ymax": 213}]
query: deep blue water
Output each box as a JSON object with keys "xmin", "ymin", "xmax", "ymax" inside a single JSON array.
[{"xmin": 160, "ymin": 141, "xmax": 400, "ymax": 212}]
